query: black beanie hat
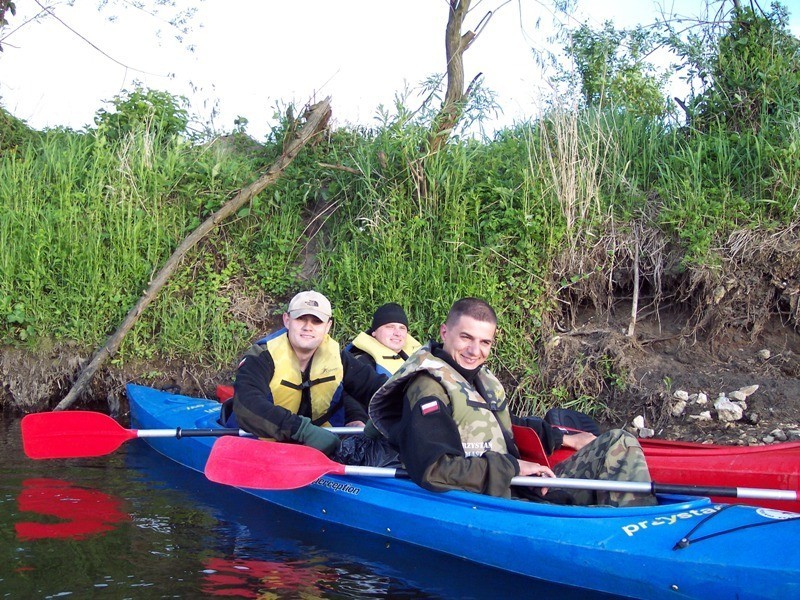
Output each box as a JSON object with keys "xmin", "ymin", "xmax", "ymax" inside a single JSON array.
[{"xmin": 368, "ymin": 303, "xmax": 408, "ymax": 333}]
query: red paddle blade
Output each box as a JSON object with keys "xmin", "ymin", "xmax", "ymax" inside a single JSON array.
[
  {"xmin": 512, "ymin": 425, "xmax": 552, "ymax": 467},
  {"xmin": 205, "ymin": 437, "xmax": 345, "ymax": 490},
  {"xmin": 21, "ymin": 411, "xmax": 136, "ymax": 459}
]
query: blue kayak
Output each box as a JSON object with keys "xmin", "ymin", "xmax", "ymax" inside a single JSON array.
[{"xmin": 127, "ymin": 383, "xmax": 800, "ymax": 599}]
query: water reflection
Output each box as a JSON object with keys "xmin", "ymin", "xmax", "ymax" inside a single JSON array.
[
  {"xmin": 127, "ymin": 443, "xmax": 511, "ymax": 599},
  {"xmin": 1, "ymin": 415, "xmax": 622, "ymax": 599},
  {"xmin": 16, "ymin": 477, "xmax": 129, "ymax": 541},
  {"xmin": 127, "ymin": 442, "xmax": 620, "ymax": 600},
  {"xmin": 201, "ymin": 556, "xmax": 338, "ymax": 598}
]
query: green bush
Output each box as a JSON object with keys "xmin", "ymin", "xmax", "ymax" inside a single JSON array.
[
  {"xmin": 690, "ymin": 5, "xmax": 800, "ymax": 135},
  {"xmin": 94, "ymin": 86, "xmax": 190, "ymax": 143}
]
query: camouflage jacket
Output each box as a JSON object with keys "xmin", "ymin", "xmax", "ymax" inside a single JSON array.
[{"xmin": 369, "ymin": 342, "xmax": 520, "ymax": 497}]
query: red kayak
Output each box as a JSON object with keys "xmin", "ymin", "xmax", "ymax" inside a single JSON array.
[
  {"xmin": 514, "ymin": 426, "xmax": 800, "ymax": 512},
  {"xmin": 631, "ymin": 438, "xmax": 799, "ymax": 511},
  {"xmin": 217, "ymin": 383, "xmax": 799, "ymax": 511}
]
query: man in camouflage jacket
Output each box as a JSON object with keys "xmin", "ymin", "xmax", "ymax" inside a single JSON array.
[{"xmin": 369, "ymin": 297, "xmax": 655, "ymax": 506}]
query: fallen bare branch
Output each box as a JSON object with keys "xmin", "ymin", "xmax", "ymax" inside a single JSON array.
[{"xmin": 54, "ymin": 98, "xmax": 333, "ymax": 411}]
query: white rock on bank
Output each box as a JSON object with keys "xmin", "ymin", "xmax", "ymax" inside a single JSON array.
[
  {"xmin": 689, "ymin": 411, "xmax": 713, "ymax": 421},
  {"xmin": 738, "ymin": 384, "xmax": 759, "ymax": 397},
  {"xmin": 715, "ymin": 397, "xmax": 744, "ymax": 422},
  {"xmin": 770, "ymin": 429, "xmax": 788, "ymax": 442},
  {"xmin": 729, "ymin": 390, "xmax": 748, "ymax": 402},
  {"xmin": 638, "ymin": 427, "xmax": 655, "ymax": 439},
  {"xmin": 673, "ymin": 389, "xmax": 690, "ymax": 401},
  {"xmin": 696, "ymin": 392, "xmax": 708, "ymax": 405},
  {"xmin": 671, "ymin": 400, "xmax": 687, "ymax": 417},
  {"xmin": 632, "ymin": 415, "xmax": 646, "ymax": 429}
]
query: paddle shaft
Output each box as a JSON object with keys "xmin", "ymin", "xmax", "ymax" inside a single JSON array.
[
  {"xmin": 21, "ymin": 410, "xmax": 363, "ymax": 459},
  {"xmin": 341, "ymin": 467, "xmax": 797, "ymax": 501},
  {"xmin": 138, "ymin": 427, "xmax": 248, "ymax": 439},
  {"xmin": 510, "ymin": 476, "xmax": 798, "ymax": 501},
  {"xmin": 135, "ymin": 426, "xmax": 363, "ymax": 438}
]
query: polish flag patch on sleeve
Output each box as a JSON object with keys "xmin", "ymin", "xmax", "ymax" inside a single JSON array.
[{"xmin": 420, "ymin": 400, "xmax": 440, "ymax": 416}]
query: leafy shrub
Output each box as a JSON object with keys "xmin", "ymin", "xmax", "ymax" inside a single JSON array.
[
  {"xmin": 94, "ymin": 86, "xmax": 190, "ymax": 142},
  {"xmin": 562, "ymin": 21, "xmax": 669, "ymax": 118},
  {"xmin": 674, "ymin": 5, "xmax": 800, "ymax": 135}
]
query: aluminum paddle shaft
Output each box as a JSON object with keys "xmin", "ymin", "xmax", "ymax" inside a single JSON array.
[
  {"xmin": 510, "ymin": 475, "xmax": 798, "ymax": 501},
  {"xmin": 205, "ymin": 437, "xmax": 799, "ymax": 502}
]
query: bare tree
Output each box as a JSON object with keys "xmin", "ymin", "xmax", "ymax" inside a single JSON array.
[
  {"xmin": 427, "ymin": 0, "xmax": 472, "ymax": 152},
  {"xmin": 426, "ymin": 0, "xmax": 483, "ymax": 154}
]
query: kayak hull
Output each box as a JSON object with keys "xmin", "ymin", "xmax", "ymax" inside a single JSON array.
[{"xmin": 127, "ymin": 384, "xmax": 800, "ymax": 600}]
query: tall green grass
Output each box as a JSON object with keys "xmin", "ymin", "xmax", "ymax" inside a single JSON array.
[
  {"xmin": 1, "ymin": 100, "xmax": 798, "ymax": 410},
  {"xmin": 0, "ymin": 124, "xmax": 305, "ymax": 365}
]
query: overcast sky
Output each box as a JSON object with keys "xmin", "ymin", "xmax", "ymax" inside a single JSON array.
[{"xmin": 2, "ymin": 0, "xmax": 799, "ymax": 138}]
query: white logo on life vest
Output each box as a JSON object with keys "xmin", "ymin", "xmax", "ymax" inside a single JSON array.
[
  {"xmin": 621, "ymin": 506, "xmax": 721, "ymax": 537},
  {"xmin": 462, "ymin": 441, "xmax": 491, "ymax": 457}
]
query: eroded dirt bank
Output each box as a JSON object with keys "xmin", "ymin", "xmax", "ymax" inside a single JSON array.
[
  {"xmin": 2, "ymin": 307, "xmax": 798, "ymax": 446},
  {"xmin": 539, "ymin": 308, "xmax": 800, "ymax": 445},
  {"xmin": 4, "ymin": 223, "xmax": 799, "ymax": 445}
]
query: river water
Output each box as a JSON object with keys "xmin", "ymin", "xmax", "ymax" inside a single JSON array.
[{"xmin": 1, "ymin": 414, "xmax": 621, "ymax": 599}]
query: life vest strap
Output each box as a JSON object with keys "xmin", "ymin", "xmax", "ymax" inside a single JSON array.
[{"xmin": 279, "ymin": 375, "xmax": 336, "ymax": 391}]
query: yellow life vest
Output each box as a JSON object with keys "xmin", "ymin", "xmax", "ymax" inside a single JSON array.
[
  {"xmin": 264, "ymin": 330, "xmax": 344, "ymax": 426},
  {"xmin": 350, "ymin": 331, "xmax": 421, "ymax": 376}
]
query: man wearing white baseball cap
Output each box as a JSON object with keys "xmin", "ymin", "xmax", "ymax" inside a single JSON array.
[{"xmin": 224, "ymin": 290, "xmax": 388, "ymax": 457}]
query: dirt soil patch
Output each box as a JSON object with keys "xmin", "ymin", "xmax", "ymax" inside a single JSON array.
[{"xmin": 540, "ymin": 306, "xmax": 800, "ymax": 446}]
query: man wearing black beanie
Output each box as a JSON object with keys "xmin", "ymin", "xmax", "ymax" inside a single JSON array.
[{"xmin": 346, "ymin": 303, "xmax": 421, "ymax": 377}]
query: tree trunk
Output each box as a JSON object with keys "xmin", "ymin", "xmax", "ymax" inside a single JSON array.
[
  {"xmin": 427, "ymin": 0, "xmax": 474, "ymax": 154},
  {"xmin": 54, "ymin": 98, "xmax": 333, "ymax": 411}
]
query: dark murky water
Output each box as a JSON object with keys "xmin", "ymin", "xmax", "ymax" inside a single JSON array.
[{"xmin": 1, "ymin": 414, "xmax": 620, "ymax": 599}]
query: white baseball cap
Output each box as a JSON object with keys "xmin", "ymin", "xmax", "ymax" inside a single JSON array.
[{"xmin": 287, "ymin": 290, "xmax": 332, "ymax": 321}]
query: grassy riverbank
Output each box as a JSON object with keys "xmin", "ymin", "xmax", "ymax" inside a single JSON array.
[
  {"xmin": 1, "ymin": 6, "xmax": 798, "ymax": 417},
  {"xmin": 2, "ymin": 101, "xmax": 797, "ymax": 415}
]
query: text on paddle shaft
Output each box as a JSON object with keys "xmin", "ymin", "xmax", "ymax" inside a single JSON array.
[{"xmin": 621, "ymin": 507, "xmax": 720, "ymax": 537}]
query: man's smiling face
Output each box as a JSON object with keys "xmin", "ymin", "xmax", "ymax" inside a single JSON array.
[
  {"xmin": 440, "ymin": 314, "xmax": 495, "ymax": 370},
  {"xmin": 283, "ymin": 313, "xmax": 332, "ymax": 354}
]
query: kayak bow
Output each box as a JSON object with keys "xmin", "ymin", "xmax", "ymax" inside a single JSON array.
[{"xmin": 126, "ymin": 383, "xmax": 800, "ymax": 600}]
